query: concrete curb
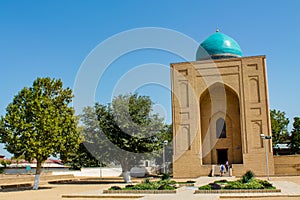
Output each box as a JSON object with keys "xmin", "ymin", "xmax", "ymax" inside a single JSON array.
[
  {"xmin": 62, "ymin": 194, "xmax": 143, "ymax": 198},
  {"xmin": 195, "ymin": 189, "xmax": 281, "ymax": 193},
  {"xmin": 219, "ymin": 194, "xmax": 300, "ymax": 198},
  {"xmin": 103, "ymin": 189, "xmax": 176, "ymax": 194}
]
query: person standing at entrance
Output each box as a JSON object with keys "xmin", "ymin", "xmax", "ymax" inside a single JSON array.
[
  {"xmin": 225, "ymin": 161, "xmax": 229, "ymax": 173},
  {"xmin": 220, "ymin": 164, "xmax": 225, "ymax": 176}
]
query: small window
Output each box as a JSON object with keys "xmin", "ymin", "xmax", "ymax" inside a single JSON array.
[{"xmin": 216, "ymin": 118, "xmax": 226, "ymax": 138}]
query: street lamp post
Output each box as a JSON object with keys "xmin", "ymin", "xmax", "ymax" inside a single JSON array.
[
  {"xmin": 98, "ymin": 161, "xmax": 102, "ymax": 179},
  {"xmin": 260, "ymin": 134, "xmax": 272, "ymax": 180},
  {"xmin": 162, "ymin": 140, "xmax": 168, "ymax": 174}
]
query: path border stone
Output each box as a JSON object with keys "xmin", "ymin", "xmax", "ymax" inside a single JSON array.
[
  {"xmin": 219, "ymin": 194, "xmax": 300, "ymax": 198},
  {"xmin": 62, "ymin": 194, "xmax": 143, "ymax": 198},
  {"xmin": 103, "ymin": 189, "xmax": 176, "ymax": 194},
  {"xmin": 195, "ymin": 189, "xmax": 281, "ymax": 193}
]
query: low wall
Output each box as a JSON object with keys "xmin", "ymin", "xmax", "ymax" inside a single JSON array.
[
  {"xmin": 4, "ymin": 167, "xmax": 69, "ymax": 175},
  {"xmin": 52, "ymin": 167, "xmax": 123, "ymax": 177},
  {"xmin": 231, "ymin": 164, "xmax": 245, "ymax": 177},
  {"xmin": 0, "ymin": 174, "xmax": 76, "ymax": 186},
  {"xmin": 274, "ymin": 155, "xmax": 300, "ymax": 175}
]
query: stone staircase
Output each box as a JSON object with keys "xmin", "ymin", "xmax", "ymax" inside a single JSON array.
[{"xmin": 211, "ymin": 165, "xmax": 232, "ymax": 177}]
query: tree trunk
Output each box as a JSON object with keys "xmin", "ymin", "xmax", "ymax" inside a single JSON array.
[
  {"xmin": 120, "ymin": 160, "xmax": 131, "ymax": 183},
  {"xmin": 33, "ymin": 160, "xmax": 42, "ymax": 190}
]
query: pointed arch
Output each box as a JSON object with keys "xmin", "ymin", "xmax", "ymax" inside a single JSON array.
[{"xmin": 200, "ymin": 82, "xmax": 243, "ymax": 165}]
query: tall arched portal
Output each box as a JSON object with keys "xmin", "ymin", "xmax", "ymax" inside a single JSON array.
[{"xmin": 200, "ymin": 83, "xmax": 243, "ymax": 165}]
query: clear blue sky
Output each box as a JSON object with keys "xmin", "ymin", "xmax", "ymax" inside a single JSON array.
[{"xmin": 0, "ymin": 0, "xmax": 299, "ymax": 157}]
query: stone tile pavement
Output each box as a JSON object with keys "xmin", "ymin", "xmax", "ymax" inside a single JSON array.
[
  {"xmin": 61, "ymin": 176, "xmax": 300, "ymax": 200},
  {"xmin": 272, "ymin": 181, "xmax": 300, "ymax": 195}
]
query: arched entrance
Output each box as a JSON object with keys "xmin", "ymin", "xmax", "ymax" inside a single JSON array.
[{"xmin": 200, "ymin": 83, "xmax": 243, "ymax": 165}]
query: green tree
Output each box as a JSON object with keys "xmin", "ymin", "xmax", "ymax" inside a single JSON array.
[
  {"xmin": 66, "ymin": 106, "xmax": 108, "ymax": 169},
  {"xmin": 289, "ymin": 117, "xmax": 300, "ymax": 154},
  {"xmin": 83, "ymin": 94, "xmax": 170, "ymax": 182},
  {"xmin": 0, "ymin": 77, "xmax": 80, "ymax": 189},
  {"xmin": 80, "ymin": 107, "xmax": 113, "ymax": 166},
  {"xmin": 65, "ymin": 143, "xmax": 102, "ymax": 170},
  {"xmin": 64, "ymin": 107, "xmax": 103, "ymax": 170},
  {"xmin": 154, "ymin": 124, "xmax": 173, "ymax": 170},
  {"xmin": 270, "ymin": 109, "xmax": 289, "ymax": 146}
]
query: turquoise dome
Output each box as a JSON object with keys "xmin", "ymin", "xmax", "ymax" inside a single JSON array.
[{"xmin": 196, "ymin": 31, "xmax": 242, "ymax": 60}]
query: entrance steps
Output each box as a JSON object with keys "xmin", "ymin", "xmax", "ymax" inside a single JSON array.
[{"xmin": 211, "ymin": 165, "xmax": 232, "ymax": 177}]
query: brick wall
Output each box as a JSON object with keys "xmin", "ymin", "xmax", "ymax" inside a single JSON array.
[{"xmin": 274, "ymin": 155, "xmax": 300, "ymax": 175}]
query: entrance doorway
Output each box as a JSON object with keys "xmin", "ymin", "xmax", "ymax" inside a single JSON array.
[{"xmin": 217, "ymin": 149, "xmax": 228, "ymax": 164}]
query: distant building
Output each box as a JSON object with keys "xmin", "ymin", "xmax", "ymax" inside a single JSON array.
[{"xmin": 2, "ymin": 158, "xmax": 69, "ymax": 174}]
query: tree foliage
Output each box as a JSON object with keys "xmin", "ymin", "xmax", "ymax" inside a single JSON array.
[
  {"xmin": 66, "ymin": 106, "xmax": 109, "ymax": 169},
  {"xmin": 97, "ymin": 94, "xmax": 166, "ymax": 154},
  {"xmin": 0, "ymin": 77, "xmax": 81, "ymax": 189},
  {"xmin": 65, "ymin": 143, "xmax": 101, "ymax": 170},
  {"xmin": 82, "ymin": 106, "xmax": 112, "ymax": 163},
  {"xmin": 80, "ymin": 93, "xmax": 171, "ymax": 182},
  {"xmin": 270, "ymin": 109, "xmax": 289, "ymax": 146},
  {"xmin": 289, "ymin": 117, "xmax": 300, "ymax": 154},
  {"xmin": 154, "ymin": 124, "xmax": 172, "ymax": 167}
]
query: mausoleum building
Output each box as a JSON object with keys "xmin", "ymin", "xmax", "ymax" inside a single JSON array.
[{"xmin": 171, "ymin": 30, "xmax": 274, "ymax": 177}]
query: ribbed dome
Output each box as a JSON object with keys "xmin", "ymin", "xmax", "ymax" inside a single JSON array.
[{"xmin": 196, "ymin": 31, "xmax": 242, "ymax": 60}]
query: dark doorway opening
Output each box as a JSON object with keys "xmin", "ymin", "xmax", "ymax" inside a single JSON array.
[{"xmin": 217, "ymin": 149, "xmax": 228, "ymax": 164}]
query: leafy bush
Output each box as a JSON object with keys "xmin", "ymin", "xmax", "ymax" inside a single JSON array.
[
  {"xmin": 109, "ymin": 179, "xmax": 178, "ymax": 191},
  {"xmin": 109, "ymin": 186, "xmax": 121, "ymax": 190},
  {"xmin": 0, "ymin": 160, "xmax": 11, "ymax": 168},
  {"xmin": 186, "ymin": 180, "xmax": 196, "ymax": 183},
  {"xmin": 131, "ymin": 182, "xmax": 159, "ymax": 190},
  {"xmin": 244, "ymin": 179, "xmax": 264, "ymax": 189},
  {"xmin": 257, "ymin": 179, "xmax": 274, "ymax": 189},
  {"xmin": 125, "ymin": 184, "xmax": 134, "ymax": 188},
  {"xmin": 209, "ymin": 183, "xmax": 221, "ymax": 190},
  {"xmin": 214, "ymin": 179, "xmax": 228, "ymax": 184},
  {"xmin": 158, "ymin": 184, "xmax": 176, "ymax": 190},
  {"xmin": 161, "ymin": 173, "xmax": 171, "ymax": 181},
  {"xmin": 158, "ymin": 180, "xmax": 176, "ymax": 185},
  {"xmin": 242, "ymin": 170, "xmax": 255, "ymax": 183},
  {"xmin": 144, "ymin": 178, "xmax": 151, "ymax": 184},
  {"xmin": 108, "ymin": 178, "xmax": 199, "ymax": 191},
  {"xmin": 224, "ymin": 181, "xmax": 244, "ymax": 189},
  {"xmin": 198, "ymin": 184, "xmax": 212, "ymax": 190},
  {"xmin": 198, "ymin": 176, "xmax": 275, "ymax": 191},
  {"xmin": 225, "ymin": 179, "xmax": 264, "ymax": 189}
]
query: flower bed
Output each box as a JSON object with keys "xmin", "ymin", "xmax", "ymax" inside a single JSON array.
[
  {"xmin": 103, "ymin": 189, "xmax": 176, "ymax": 194},
  {"xmin": 196, "ymin": 171, "xmax": 280, "ymax": 193},
  {"xmin": 104, "ymin": 178, "xmax": 195, "ymax": 194}
]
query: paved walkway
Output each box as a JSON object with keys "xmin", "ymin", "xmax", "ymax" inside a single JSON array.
[{"xmin": 61, "ymin": 176, "xmax": 300, "ymax": 200}]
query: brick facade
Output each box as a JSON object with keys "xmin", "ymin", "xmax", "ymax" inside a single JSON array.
[{"xmin": 171, "ymin": 55, "xmax": 275, "ymax": 177}]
